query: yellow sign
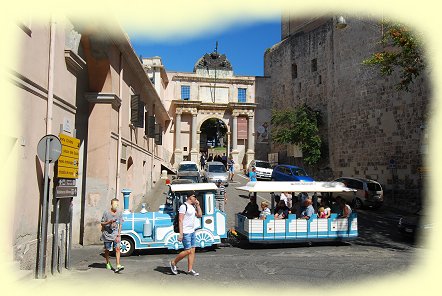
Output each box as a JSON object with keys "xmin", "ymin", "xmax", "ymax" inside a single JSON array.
[
  {"xmin": 58, "ymin": 155, "xmax": 79, "ymax": 169},
  {"xmin": 59, "ymin": 134, "xmax": 80, "ymax": 149},
  {"xmin": 61, "ymin": 146, "xmax": 79, "ymax": 159},
  {"xmin": 57, "ymin": 166, "xmax": 79, "ymax": 179}
]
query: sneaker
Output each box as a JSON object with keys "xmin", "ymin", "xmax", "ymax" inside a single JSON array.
[
  {"xmin": 187, "ymin": 269, "xmax": 199, "ymax": 276},
  {"xmin": 169, "ymin": 261, "xmax": 178, "ymax": 275},
  {"xmin": 114, "ymin": 265, "xmax": 124, "ymax": 273},
  {"xmin": 106, "ymin": 262, "xmax": 113, "ymax": 270}
]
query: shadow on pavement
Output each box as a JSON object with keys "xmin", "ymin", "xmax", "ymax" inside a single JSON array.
[
  {"xmin": 154, "ymin": 266, "xmax": 187, "ymax": 275},
  {"xmin": 238, "ymin": 194, "xmax": 249, "ymax": 199},
  {"xmin": 88, "ymin": 263, "xmax": 107, "ymax": 269},
  {"xmin": 353, "ymin": 209, "xmax": 417, "ymax": 250}
]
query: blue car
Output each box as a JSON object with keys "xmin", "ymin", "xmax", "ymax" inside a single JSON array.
[{"xmin": 271, "ymin": 165, "xmax": 314, "ymax": 182}]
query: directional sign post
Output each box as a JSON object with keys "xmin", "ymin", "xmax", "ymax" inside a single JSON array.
[
  {"xmin": 36, "ymin": 135, "xmax": 62, "ymax": 279},
  {"xmin": 52, "ymin": 132, "xmax": 80, "ymax": 275}
]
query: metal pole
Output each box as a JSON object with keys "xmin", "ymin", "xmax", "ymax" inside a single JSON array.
[
  {"xmin": 66, "ymin": 197, "xmax": 73, "ymax": 269},
  {"xmin": 51, "ymin": 197, "xmax": 60, "ymax": 274},
  {"xmin": 58, "ymin": 229, "xmax": 65, "ymax": 273},
  {"xmin": 37, "ymin": 138, "xmax": 51, "ymax": 279}
]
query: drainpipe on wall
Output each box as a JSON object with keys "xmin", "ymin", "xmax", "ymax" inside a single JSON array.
[
  {"xmin": 116, "ymin": 53, "xmax": 123, "ymax": 198},
  {"xmin": 37, "ymin": 16, "xmax": 56, "ymax": 279}
]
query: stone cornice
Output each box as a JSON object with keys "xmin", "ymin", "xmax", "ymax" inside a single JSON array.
[
  {"xmin": 172, "ymin": 75, "xmax": 255, "ymax": 85},
  {"xmin": 85, "ymin": 92, "xmax": 121, "ymax": 109},
  {"xmin": 65, "ymin": 49, "xmax": 86, "ymax": 75}
]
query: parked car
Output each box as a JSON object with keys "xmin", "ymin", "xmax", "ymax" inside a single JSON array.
[
  {"xmin": 333, "ymin": 177, "xmax": 383, "ymax": 209},
  {"xmin": 271, "ymin": 165, "xmax": 314, "ymax": 182},
  {"xmin": 177, "ymin": 161, "xmax": 199, "ymax": 174},
  {"xmin": 398, "ymin": 208, "xmax": 431, "ymax": 240},
  {"xmin": 204, "ymin": 161, "xmax": 229, "ymax": 186},
  {"xmin": 247, "ymin": 160, "xmax": 273, "ymax": 180}
]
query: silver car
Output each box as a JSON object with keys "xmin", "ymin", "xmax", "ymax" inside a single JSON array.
[{"xmin": 204, "ymin": 161, "xmax": 229, "ymax": 187}]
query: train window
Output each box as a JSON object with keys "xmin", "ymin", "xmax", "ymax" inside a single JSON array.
[{"xmin": 205, "ymin": 193, "xmax": 214, "ymax": 215}]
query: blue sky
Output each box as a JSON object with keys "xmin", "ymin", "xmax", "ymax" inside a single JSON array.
[{"xmin": 128, "ymin": 19, "xmax": 281, "ymax": 76}]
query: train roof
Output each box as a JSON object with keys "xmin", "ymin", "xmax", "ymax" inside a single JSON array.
[
  {"xmin": 236, "ymin": 181, "xmax": 356, "ymax": 193},
  {"xmin": 169, "ymin": 182, "xmax": 218, "ymax": 192}
]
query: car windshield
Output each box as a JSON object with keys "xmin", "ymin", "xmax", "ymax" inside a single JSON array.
[
  {"xmin": 256, "ymin": 161, "xmax": 272, "ymax": 169},
  {"xmin": 178, "ymin": 176, "xmax": 199, "ymax": 183},
  {"xmin": 367, "ymin": 182, "xmax": 382, "ymax": 191},
  {"xmin": 178, "ymin": 164, "xmax": 198, "ymax": 172},
  {"xmin": 292, "ymin": 168, "xmax": 307, "ymax": 176},
  {"xmin": 209, "ymin": 165, "xmax": 226, "ymax": 173}
]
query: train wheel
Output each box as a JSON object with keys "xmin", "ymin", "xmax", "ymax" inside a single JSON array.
[
  {"xmin": 195, "ymin": 230, "xmax": 215, "ymax": 248},
  {"xmin": 165, "ymin": 233, "xmax": 181, "ymax": 250},
  {"xmin": 119, "ymin": 236, "xmax": 134, "ymax": 257}
]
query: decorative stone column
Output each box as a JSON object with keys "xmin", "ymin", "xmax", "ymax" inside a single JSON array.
[
  {"xmin": 174, "ymin": 109, "xmax": 183, "ymax": 167},
  {"xmin": 231, "ymin": 112, "xmax": 240, "ymax": 171},
  {"xmin": 246, "ymin": 112, "xmax": 255, "ymax": 168},
  {"xmin": 190, "ymin": 110, "xmax": 199, "ymax": 162}
]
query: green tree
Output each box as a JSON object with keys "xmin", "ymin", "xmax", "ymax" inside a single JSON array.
[
  {"xmin": 271, "ymin": 105, "xmax": 322, "ymax": 165},
  {"xmin": 363, "ymin": 20, "xmax": 425, "ymax": 91}
]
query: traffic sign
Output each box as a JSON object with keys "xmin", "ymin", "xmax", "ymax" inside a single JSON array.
[
  {"xmin": 59, "ymin": 134, "xmax": 80, "ymax": 149},
  {"xmin": 55, "ymin": 186, "xmax": 77, "ymax": 198},
  {"xmin": 57, "ymin": 167, "xmax": 78, "ymax": 179},
  {"xmin": 58, "ymin": 155, "xmax": 79, "ymax": 169},
  {"xmin": 37, "ymin": 135, "xmax": 62, "ymax": 163},
  {"xmin": 58, "ymin": 179, "xmax": 76, "ymax": 186},
  {"xmin": 61, "ymin": 146, "xmax": 79, "ymax": 159}
]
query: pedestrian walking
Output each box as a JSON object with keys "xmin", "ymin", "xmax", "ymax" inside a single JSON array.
[
  {"xmin": 215, "ymin": 180, "xmax": 227, "ymax": 212},
  {"xmin": 200, "ymin": 153, "xmax": 206, "ymax": 170},
  {"xmin": 227, "ymin": 156, "xmax": 235, "ymax": 181},
  {"xmin": 101, "ymin": 198, "xmax": 125, "ymax": 273},
  {"xmin": 248, "ymin": 166, "xmax": 257, "ymax": 182},
  {"xmin": 169, "ymin": 191, "xmax": 202, "ymax": 276}
]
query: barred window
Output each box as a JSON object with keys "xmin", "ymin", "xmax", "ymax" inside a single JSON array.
[
  {"xmin": 181, "ymin": 85, "xmax": 190, "ymax": 100},
  {"xmin": 238, "ymin": 88, "xmax": 247, "ymax": 103}
]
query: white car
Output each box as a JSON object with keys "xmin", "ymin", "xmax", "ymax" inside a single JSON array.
[{"xmin": 247, "ymin": 160, "xmax": 273, "ymax": 180}]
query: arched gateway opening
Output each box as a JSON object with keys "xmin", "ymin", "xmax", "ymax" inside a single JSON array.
[{"xmin": 200, "ymin": 118, "xmax": 228, "ymax": 164}]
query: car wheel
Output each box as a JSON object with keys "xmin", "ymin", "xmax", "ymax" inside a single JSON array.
[
  {"xmin": 119, "ymin": 236, "xmax": 135, "ymax": 257},
  {"xmin": 353, "ymin": 198, "xmax": 363, "ymax": 210}
]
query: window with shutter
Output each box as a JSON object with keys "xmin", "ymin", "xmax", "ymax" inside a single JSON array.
[
  {"xmin": 130, "ymin": 95, "xmax": 144, "ymax": 128},
  {"xmin": 155, "ymin": 124, "xmax": 162, "ymax": 145},
  {"xmin": 148, "ymin": 116, "xmax": 156, "ymax": 138}
]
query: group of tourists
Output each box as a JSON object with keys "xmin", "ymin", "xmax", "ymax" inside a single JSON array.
[{"xmin": 241, "ymin": 193, "xmax": 352, "ymax": 220}]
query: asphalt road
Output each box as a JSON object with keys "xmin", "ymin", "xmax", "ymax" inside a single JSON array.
[{"xmin": 41, "ymin": 173, "xmax": 425, "ymax": 289}]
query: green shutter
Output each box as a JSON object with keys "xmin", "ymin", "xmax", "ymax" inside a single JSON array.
[
  {"xmin": 144, "ymin": 111, "xmax": 149, "ymax": 136},
  {"xmin": 130, "ymin": 95, "xmax": 144, "ymax": 128},
  {"xmin": 155, "ymin": 124, "xmax": 162, "ymax": 145},
  {"xmin": 148, "ymin": 116, "xmax": 156, "ymax": 138}
]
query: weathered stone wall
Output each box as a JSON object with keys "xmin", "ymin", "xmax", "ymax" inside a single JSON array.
[{"xmin": 262, "ymin": 16, "xmax": 430, "ymax": 209}]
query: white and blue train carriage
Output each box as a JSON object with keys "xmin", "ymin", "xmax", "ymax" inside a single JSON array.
[
  {"xmin": 119, "ymin": 183, "xmax": 227, "ymax": 256},
  {"xmin": 234, "ymin": 181, "xmax": 358, "ymax": 244}
]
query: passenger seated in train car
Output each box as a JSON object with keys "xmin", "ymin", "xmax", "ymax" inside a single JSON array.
[
  {"xmin": 299, "ymin": 198, "xmax": 315, "ymax": 220},
  {"xmin": 241, "ymin": 195, "xmax": 260, "ymax": 219},
  {"xmin": 280, "ymin": 192, "xmax": 292, "ymax": 208},
  {"xmin": 259, "ymin": 201, "xmax": 271, "ymax": 220},
  {"xmin": 338, "ymin": 198, "xmax": 352, "ymax": 218},
  {"xmin": 274, "ymin": 200, "xmax": 290, "ymax": 219},
  {"xmin": 318, "ymin": 199, "xmax": 331, "ymax": 218},
  {"xmin": 330, "ymin": 196, "xmax": 342, "ymax": 214}
]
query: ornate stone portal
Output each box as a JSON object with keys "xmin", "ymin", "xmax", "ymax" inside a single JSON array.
[
  {"xmin": 173, "ymin": 100, "xmax": 256, "ymax": 171},
  {"xmin": 169, "ymin": 49, "xmax": 257, "ymax": 171}
]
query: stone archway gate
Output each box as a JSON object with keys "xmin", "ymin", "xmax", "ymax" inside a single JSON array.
[{"xmin": 172, "ymin": 100, "xmax": 256, "ymax": 171}]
